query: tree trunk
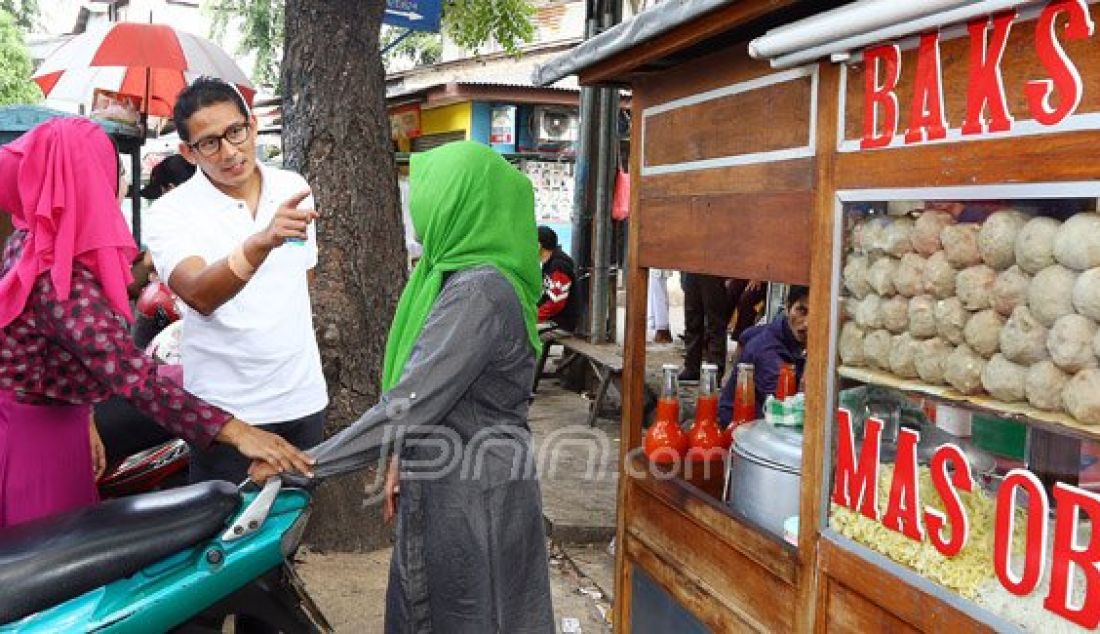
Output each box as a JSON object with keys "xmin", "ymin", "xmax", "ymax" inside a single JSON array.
[{"xmin": 281, "ymin": 0, "xmax": 406, "ymax": 552}]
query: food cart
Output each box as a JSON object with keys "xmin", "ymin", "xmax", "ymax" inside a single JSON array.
[
  {"xmin": 536, "ymin": 0, "xmax": 1100, "ymax": 631},
  {"xmin": 0, "ymin": 105, "xmax": 145, "ymax": 244}
]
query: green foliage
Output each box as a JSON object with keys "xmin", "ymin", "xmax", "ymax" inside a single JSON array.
[
  {"xmin": 381, "ymin": 27, "xmax": 442, "ymax": 70},
  {"xmin": 0, "ymin": 0, "xmax": 36, "ymax": 32},
  {"xmin": 206, "ymin": 0, "xmax": 285, "ymax": 88},
  {"xmin": 212, "ymin": 0, "xmax": 535, "ymax": 80},
  {"xmin": 442, "ymin": 0, "xmax": 536, "ymax": 56},
  {"xmin": 0, "ymin": 9, "xmax": 40, "ymax": 106}
]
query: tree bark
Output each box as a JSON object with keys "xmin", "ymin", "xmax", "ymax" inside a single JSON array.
[{"xmin": 281, "ymin": 0, "xmax": 406, "ymax": 552}]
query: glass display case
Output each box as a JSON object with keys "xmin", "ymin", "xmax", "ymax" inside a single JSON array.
[{"xmin": 825, "ymin": 188, "xmax": 1100, "ymax": 632}]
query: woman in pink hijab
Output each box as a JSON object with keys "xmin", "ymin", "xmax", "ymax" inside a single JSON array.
[{"xmin": 0, "ymin": 118, "xmax": 314, "ymax": 527}]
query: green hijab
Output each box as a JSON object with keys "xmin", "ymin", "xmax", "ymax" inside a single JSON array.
[{"xmin": 382, "ymin": 141, "xmax": 543, "ymax": 391}]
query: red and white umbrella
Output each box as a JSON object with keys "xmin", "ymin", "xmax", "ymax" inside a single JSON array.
[{"xmin": 33, "ymin": 23, "xmax": 255, "ymax": 120}]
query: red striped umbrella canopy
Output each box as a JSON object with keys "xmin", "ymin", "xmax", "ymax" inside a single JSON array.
[{"xmin": 33, "ymin": 23, "xmax": 255, "ymax": 119}]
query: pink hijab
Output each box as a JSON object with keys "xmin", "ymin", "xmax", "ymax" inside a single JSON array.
[{"xmin": 0, "ymin": 117, "xmax": 137, "ymax": 327}]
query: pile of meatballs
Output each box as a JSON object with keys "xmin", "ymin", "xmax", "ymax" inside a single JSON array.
[{"xmin": 840, "ymin": 208, "xmax": 1100, "ymax": 425}]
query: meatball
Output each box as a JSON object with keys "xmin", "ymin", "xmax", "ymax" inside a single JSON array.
[
  {"xmin": 942, "ymin": 223, "xmax": 982, "ymax": 268},
  {"xmin": 868, "ymin": 257, "xmax": 899, "ymax": 296},
  {"xmin": 882, "ymin": 216, "xmax": 915, "ymax": 257},
  {"xmin": 981, "ymin": 353, "xmax": 1027, "ymax": 402},
  {"xmin": 882, "ymin": 295, "xmax": 910, "ymax": 334},
  {"xmin": 1072, "ymin": 267, "xmax": 1100, "ymax": 322},
  {"xmin": 857, "ymin": 216, "xmax": 892, "ymax": 255},
  {"xmin": 944, "ymin": 344, "xmax": 987, "ymax": 395},
  {"xmin": 923, "ymin": 251, "xmax": 957, "ymax": 299},
  {"xmin": 863, "ymin": 329, "xmax": 894, "ymax": 371},
  {"xmin": 1026, "ymin": 360, "xmax": 1069, "ymax": 412},
  {"xmin": 893, "ymin": 253, "xmax": 926, "ymax": 297},
  {"xmin": 911, "ymin": 209, "xmax": 954, "ymax": 256},
  {"xmin": 978, "ymin": 210, "xmax": 1028, "ymax": 270},
  {"xmin": 1028, "ymin": 265, "xmax": 1078, "ymax": 327},
  {"xmin": 889, "ymin": 332, "xmax": 920, "ymax": 378},
  {"xmin": 991, "ymin": 265, "xmax": 1030, "ymax": 317},
  {"xmin": 908, "ymin": 295, "xmax": 937, "ymax": 339},
  {"xmin": 1053, "ymin": 212, "xmax": 1100, "ymax": 271},
  {"xmin": 1047, "ymin": 314, "xmax": 1099, "ymax": 373},
  {"xmin": 963, "ymin": 309, "xmax": 1005, "ymax": 358},
  {"xmin": 1015, "ymin": 216, "xmax": 1061, "ymax": 274},
  {"xmin": 856, "ymin": 294, "xmax": 885, "ymax": 330},
  {"xmin": 1063, "ymin": 369, "xmax": 1100, "ymax": 425},
  {"xmin": 843, "ymin": 254, "xmax": 872, "ymax": 299},
  {"xmin": 934, "ymin": 297, "xmax": 969, "ymax": 345},
  {"xmin": 956, "ymin": 264, "xmax": 997, "ymax": 311},
  {"xmin": 915, "ymin": 337, "xmax": 952, "ymax": 385},
  {"xmin": 839, "ymin": 321, "xmax": 866, "ymax": 367},
  {"xmin": 1000, "ymin": 306, "xmax": 1049, "ymax": 365}
]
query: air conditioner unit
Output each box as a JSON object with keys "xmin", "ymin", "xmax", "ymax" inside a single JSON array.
[{"xmin": 532, "ymin": 107, "xmax": 579, "ymax": 147}]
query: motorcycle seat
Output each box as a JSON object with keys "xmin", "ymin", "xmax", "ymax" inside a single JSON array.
[{"xmin": 0, "ymin": 480, "xmax": 240, "ymax": 625}]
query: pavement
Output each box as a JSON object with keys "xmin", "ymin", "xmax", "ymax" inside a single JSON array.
[{"xmin": 294, "ymin": 277, "xmax": 689, "ymax": 633}]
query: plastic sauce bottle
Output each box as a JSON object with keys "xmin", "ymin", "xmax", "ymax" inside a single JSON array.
[
  {"xmin": 644, "ymin": 364, "xmax": 687, "ymax": 464},
  {"xmin": 687, "ymin": 363, "xmax": 724, "ymax": 458}
]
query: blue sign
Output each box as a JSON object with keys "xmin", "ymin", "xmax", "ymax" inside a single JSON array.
[{"xmin": 384, "ymin": 0, "xmax": 442, "ymax": 32}]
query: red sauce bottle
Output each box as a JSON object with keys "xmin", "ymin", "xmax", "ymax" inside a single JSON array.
[
  {"xmin": 687, "ymin": 364, "xmax": 723, "ymax": 459},
  {"xmin": 644, "ymin": 364, "xmax": 687, "ymax": 463},
  {"xmin": 722, "ymin": 362, "xmax": 756, "ymax": 448}
]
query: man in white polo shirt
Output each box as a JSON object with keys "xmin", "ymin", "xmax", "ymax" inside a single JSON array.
[{"xmin": 145, "ymin": 77, "xmax": 328, "ymax": 484}]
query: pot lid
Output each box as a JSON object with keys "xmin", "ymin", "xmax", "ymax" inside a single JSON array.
[{"xmin": 733, "ymin": 420, "xmax": 804, "ymax": 471}]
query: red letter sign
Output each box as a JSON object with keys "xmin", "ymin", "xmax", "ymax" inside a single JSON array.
[
  {"xmin": 905, "ymin": 33, "xmax": 948, "ymax": 144},
  {"xmin": 1044, "ymin": 483, "xmax": 1100, "ymax": 628},
  {"xmin": 883, "ymin": 427, "xmax": 925, "ymax": 540},
  {"xmin": 924, "ymin": 444, "xmax": 973, "ymax": 557},
  {"xmin": 832, "ymin": 409, "xmax": 882, "ymax": 520},
  {"xmin": 962, "ymin": 11, "xmax": 1016, "ymax": 135},
  {"xmin": 861, "ymin": 44, "xmax": 902, "ymax": 150},
  {"xmin": 994, "ymin": 469, "xmax": 1050, "ymax": 595},
  {"xmin": 1026, "ymin": 0, "xmax": 1094, "ymax": 126}
]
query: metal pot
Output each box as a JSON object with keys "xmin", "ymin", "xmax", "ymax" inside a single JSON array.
[{"xmin": 725, "ymin": 420, "xmax": 803, "ymax": 540}]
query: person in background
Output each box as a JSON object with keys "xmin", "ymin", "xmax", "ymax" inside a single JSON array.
[
  {"xmin": 144, "ymin": 77, "xmax": 328, "ymax": 485},
  {"xmin": 726, "ymin": 278, "xmax": 767, "ymax": 343},
  {"xmin": 648, "ymin": 268, "xmax": 673, "ymax": 343},
  {"xmin": 0, "ymin": 118, "xmax": 312, "ymax": 528},
  {"xmin": 250, "ymin": 141, "xmax": 554, "ymax": 632},
  {"xmin": 680, "ymin": 272, "xmax": 733, "ymax": 382},
  {"xmin": 141, "ymin": 154, "xmax": 196, "ymax": 201},
  {"xmin": 398, "ymin": 170, "xmax": 423, "ymax": 270},
  {"xmin": 537, "ymin": 225, "xmax": 581, "ymax": 332},
  {"xmin": 718, "ymin": 285, "xmax": 809, "ymax": 424}
]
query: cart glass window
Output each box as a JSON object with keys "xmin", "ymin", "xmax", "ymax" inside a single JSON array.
[
  {"xmin": 637, "ymin": 270, "xmax": 805, "ymax": 547},
  {"xmin": 827, "ymin": 195, "xmax": 1100, "ymax": 632}
]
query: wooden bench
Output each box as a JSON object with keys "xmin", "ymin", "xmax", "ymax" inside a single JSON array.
[{"xmin": 533, "ymin": 329, "xmax": 624, "ymax": 427}]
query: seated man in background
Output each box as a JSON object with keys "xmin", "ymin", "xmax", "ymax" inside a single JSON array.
[
  {"xmin": 537, "ymin": 225, "xmax": 581, "ymax": 332},
  {"xmin": 718, "ymin": 285, "xmax": 809, "ymax": 423}
]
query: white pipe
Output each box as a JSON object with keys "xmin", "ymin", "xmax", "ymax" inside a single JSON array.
[
  {"xmin": 749, "ymin": 0, "xmax": 973, "ymax": 59},
  {"xmin": 750, "ymin": 0, "xmax": 1040, "ymax": 69}
]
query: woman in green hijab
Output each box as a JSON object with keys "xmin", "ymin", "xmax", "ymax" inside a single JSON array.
[{"xmin": 251, "ymin": 141, "xmax": 554, "ymax": 633}]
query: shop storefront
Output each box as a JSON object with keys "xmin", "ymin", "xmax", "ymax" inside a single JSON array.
[{"xmin": 538, "ymin": 0, "xmax": 1100, "ymax": 631}]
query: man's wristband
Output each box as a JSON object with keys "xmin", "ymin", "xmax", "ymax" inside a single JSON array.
[{"xmin": 227, "ymin": 245, "xmax": 257, "ymax": 281}]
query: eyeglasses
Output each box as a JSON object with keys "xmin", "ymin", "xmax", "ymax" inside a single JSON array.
[{"xmin": 189, "ymin": 121, "xmax": 250, "ymax": 158}]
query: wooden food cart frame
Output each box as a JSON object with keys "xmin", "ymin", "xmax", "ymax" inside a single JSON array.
[{"xmin": 540, "ymin": 0, "xmax": 1100, "ymax": 631}]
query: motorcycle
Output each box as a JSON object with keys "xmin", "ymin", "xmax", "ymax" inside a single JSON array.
[
  {"xmin": 95, "ymin": 282, "xmax": 190, "ymax": 499},
  {"xmin": 0, "ymin": 477, "xmax": 331, "ymax": 633}
]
